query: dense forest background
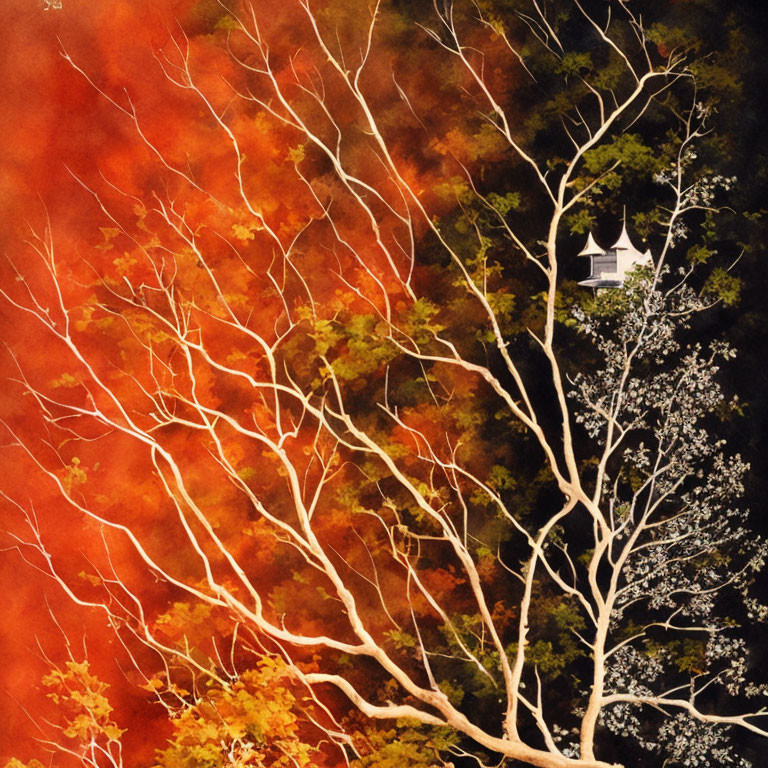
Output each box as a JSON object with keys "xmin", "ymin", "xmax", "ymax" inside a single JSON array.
[{"xmin": 1, "ymin": 0, "xmax": 767, "ymax": 766}]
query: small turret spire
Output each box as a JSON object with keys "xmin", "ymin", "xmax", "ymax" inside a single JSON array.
[
  {"xmin": 578, "ymin": 231, "xmax": 605, "ymax": 257},
  {"xmin": 577, "ymin": 216, "xmax": 653, "ymax": 289},
  {"xmin": 611, "ymin": 222, "xmax": 641, "ymax": 256}
]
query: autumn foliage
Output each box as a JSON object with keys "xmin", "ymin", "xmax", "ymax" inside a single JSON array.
[
  {"xmin": 1, "ymin": 0, "xmax": 517, "ymax": 764},
  {"xmin": 1, "ymin": 1, "xmax": 766, "ymax": 768}
]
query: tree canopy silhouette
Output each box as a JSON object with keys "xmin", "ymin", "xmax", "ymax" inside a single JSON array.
[{"xmin": 1, "ymin": 2, "xmax": 766, "ymax": 767}]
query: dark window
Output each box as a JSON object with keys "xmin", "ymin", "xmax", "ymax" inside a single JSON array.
[{"xmin": 592, "ymin": 250, "xmax": 617, "ymax": 275}]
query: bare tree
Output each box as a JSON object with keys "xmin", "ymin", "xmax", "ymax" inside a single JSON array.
[{"xmin": 2, "ymin": 2, "xmax": 766, "ymax": 767}]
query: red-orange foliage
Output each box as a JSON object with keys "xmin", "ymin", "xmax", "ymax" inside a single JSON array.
[{"xmin": 0, "ymin": 0, "xmax": 511, "ymax": 764}]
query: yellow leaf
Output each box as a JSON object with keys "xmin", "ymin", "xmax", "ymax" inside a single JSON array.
[{"xmin": 232, "ymin": 223, "xmax": 262, "ymax": 242}]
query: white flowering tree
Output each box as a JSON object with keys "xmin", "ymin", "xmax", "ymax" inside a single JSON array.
[
  {"xmin": 1, "ymin": 1, "xmax": 766, "ymax": 768},
  {"xmin": 570, "ymin": 267, "xmax": 767, "ymax": 765}
]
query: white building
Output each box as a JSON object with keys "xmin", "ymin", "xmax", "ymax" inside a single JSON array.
[{"xmin": 577, "ymin": 224, "xmax": 652, "ymax": 288}]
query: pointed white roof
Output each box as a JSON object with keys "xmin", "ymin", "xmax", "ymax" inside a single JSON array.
[
  {"xmin": 611, "ymin": 223, "xmax": 643, "ymax": 259},
  {"xmin": 578, "ymin": 231, "xmax": 605, "ymax": 257}
]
